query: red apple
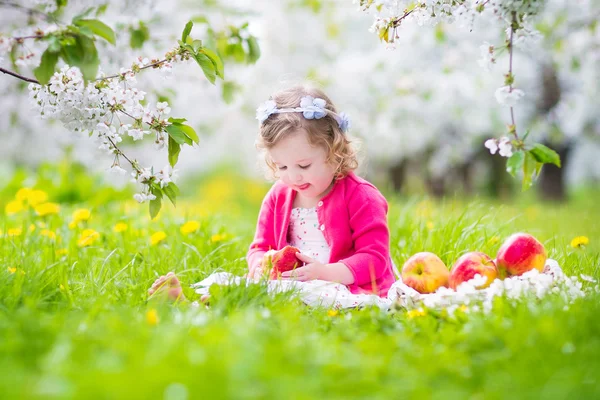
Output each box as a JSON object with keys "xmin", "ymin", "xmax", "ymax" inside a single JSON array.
[
  {"xmin": 401, "ymin": 252, "xmax": 449, "ymax": 294},
  {"xmin": 269, "ymin": 245, "xmax": 301, "ymax": 279},
  {"xmin": 496, "ymin": 233, "xmax": 547, "ymax": 278},
  {"xmin": 449, "ymin": 251, "xmax": 498, "ymax": 290}
]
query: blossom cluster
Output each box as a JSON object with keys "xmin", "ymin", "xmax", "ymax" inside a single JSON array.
[
  {"xmin": 27, "ymin": 59, "xmax": 177, "ymax": 203},
  {"xmin": 360, "ymin": 0, "xmax": 548, "ymax": 161}
]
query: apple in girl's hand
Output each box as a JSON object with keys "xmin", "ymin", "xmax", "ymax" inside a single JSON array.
[
  {"xmin": 401, "ymin": 252, "xmax": 449, "ymax": 294},
  {"xmin": 269, "ymin": 245, "xmax": 301, "ymax": 279},
  {"xmin": 449, "ymin": 252, "xmax": 498, "ymax": 290},
  {"xmin": 496, "ymin": 233, "xmax": 547, "ymax": 278}
]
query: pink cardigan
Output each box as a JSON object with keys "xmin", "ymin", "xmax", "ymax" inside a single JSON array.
[{"xmin": 247, "ymin": 172, "xmax": 396, "ymax": 297}]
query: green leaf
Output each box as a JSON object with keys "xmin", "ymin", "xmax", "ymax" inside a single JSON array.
[
  {"xmin": 192, "ymin": 15, "xmax": 209, "ymax": 24},
  {"xmin": 46, "ymin": 36, "xmax": 61, "ymax": 53},
  {"xmin": 163, "ymin": 183, "xmax": 178, "ymax": 207},
  {"xmin": 522, "ymin": 152, "xmax": 539, "ymax": 191},
  {"xmin": 529, "ymin": 143, "xmax": 561, "ymax": 167},
  {"xmin": 167, "ymin": 117, "xmax": 187, "ymax": 124},
  {"xmin": 193, "ymin": 52, "xmax": 216, "ymax": 84},
  {"xmin": 34, "ymin": 49, "xmax": 59, "ymax": 84},
  {"xmin": 168, "ymin": 136, "xmax": 181, "ymax": 167},
  {"xmin": 182, "ymin": 21, "xmax": 193, "ymax": 43},
  {"xmin": 192, "ymin": 39, "xmax": 203, "ymax": 52},
  {"xmin": 72, "ymin": 7, "xmax": 95, "ymax": 22},
  {"xmin": 221, "ymin": 81, "xmax": 239, "ymax": 104},
  {"xmin": 506, "ymin": 150, "xmax": 524, "ymax": 177},
  {"xmin": 180, "ymin": 124, "xmax": 199, "ymax": 144},
  {"xmin": 74, "ymin": 19, "xmax": 116, "ymax": 45},
  {"xmin": 246, "ymin": 36, "xmax": 260, "ymax": 64},
  {"xmin": 96, "ymin": 4, "xmax": 108, "ymax": 16},
  {"xmin": 166, "ymin": 124, "xmax": 193, "ymax": 146},
  {"xmin": 199, "ymin": 48, "xmax": 224, "ymax": 79},
  {"xmin": 60, "ymin": 34, "xmax": 100, "ymax": 80},
  {"xmin": 168, "ymin": 182, "xmax": 180, "ymax": 196},
  {"xmin": 149, "ymin": 189, "xmax": 163, "ymax": 219},
  {"xmin": 129, "ymin": 22, "xmax": 149, "ymax": 49}
]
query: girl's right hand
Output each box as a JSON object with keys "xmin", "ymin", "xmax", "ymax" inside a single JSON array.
[{"xmin": 247, "ymin": 250, "xmax": 276, "ymax": 281}]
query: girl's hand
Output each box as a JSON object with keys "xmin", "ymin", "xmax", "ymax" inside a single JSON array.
[
  {"xmin": 246, "ymin": 250, "xmax": 277, "ymax": 281},
  {"xmin": 280, "ymin": 253, "xmax": 324, "ymax": 282}
]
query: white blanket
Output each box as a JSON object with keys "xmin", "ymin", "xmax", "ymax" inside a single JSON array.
[{"xmin": 191, "ymin": 259, "xmax": 588, "ymax": 312}]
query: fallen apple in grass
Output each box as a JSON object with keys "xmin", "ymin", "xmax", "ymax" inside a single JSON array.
[
  {"xmin": 401, "ymin": 252, "xmax": 449, "ymax": 294},
  {"xmin": 449, "ymin": 251, "xmax": 498, "ymax": 290},
  {"xmin": 268, "ymin": 245, "xmax": 301, "ymax": 279},
  {"xmin": 496, "ymin": 233, "xmax": 547, "ymax": 278}
]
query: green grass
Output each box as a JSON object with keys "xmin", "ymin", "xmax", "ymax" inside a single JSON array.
[{"xmin": 1, "ymin": 179, "xmax": 599, "ymax": 399}]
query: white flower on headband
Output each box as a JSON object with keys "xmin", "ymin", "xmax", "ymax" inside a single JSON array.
[
  {"xmin": 299, "ymin": 96, "xmax": 327, "ymax": 119},
  {"xmin": 255, "ymin": 95, "xmax": 351, "ymax": 133},
  {"xmin": 335, "ymin": 112, "xmax": 351, "ymax": 133},
  {"xmin": 256, "ymin": 100, "xmax": 277, "ymax": 123}
]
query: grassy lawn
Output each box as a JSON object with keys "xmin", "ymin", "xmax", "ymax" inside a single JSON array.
[{"xmin": 1, "ymin": 177, "xmax": 599, "ymax": 399}]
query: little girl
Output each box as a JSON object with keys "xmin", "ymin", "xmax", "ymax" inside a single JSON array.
[{"xmin": 148, "ymin": 85, "xmax": 396, "ymax": 301}]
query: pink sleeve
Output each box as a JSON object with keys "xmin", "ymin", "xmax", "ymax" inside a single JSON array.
[
  {"xmin": 246, "ymin": 188, "xmax": 277, "ymax": 272},
  {"xmin": 338, "ymin": 184, "xmax": 390, "ymax": 286}
]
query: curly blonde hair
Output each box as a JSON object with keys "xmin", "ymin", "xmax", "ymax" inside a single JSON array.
[{"xmin": 256, "ymin": 85, "xmax": 359, "ymax": 180}]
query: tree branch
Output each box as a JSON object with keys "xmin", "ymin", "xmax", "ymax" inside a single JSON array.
[
  {"xmin": 0, "ymin": 66, "xmax": 39, "ymax": 84},
  {"xmin": 96, "ymin": 59, "xmax": 170, "ymax": 81},
  {"xmin": 508, "ymin": 12, "xmax": 519, "ymax": 141},
  {"xmin": 0, "ymin": 1, "xmax": 57, "ymax": 22}
]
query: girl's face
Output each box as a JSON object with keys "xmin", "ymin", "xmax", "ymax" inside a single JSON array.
[{"xmin": 268, "ymin": 130, "xmax": 336, "ymax": 200}]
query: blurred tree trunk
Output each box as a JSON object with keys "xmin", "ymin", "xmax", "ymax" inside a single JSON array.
[
  {"xmin": 536, "ymin": 64, "xmax": 569, "ymax": 201},
  {"xmin": 388, "ymin": 159, "xmax": 407, "ymax": 192},
  {"xmin": 538, "ymin": 141, "xmax": 572, "ymax": 201}
]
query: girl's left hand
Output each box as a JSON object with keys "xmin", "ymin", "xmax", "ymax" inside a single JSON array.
[{"xmin": 280, "ymin": 253, "xmax": 324, "ymax": 282}]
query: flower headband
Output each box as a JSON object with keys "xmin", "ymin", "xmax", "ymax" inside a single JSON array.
[{"xmin": 256, "ymin": 95, "xmax": 351, "ymax": 133}]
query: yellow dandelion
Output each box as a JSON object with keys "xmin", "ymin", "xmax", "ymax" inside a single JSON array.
[
  {"xmin": 56, "ymin": 248, "xmax": 69, "ymax": 257},
  {"xmin": 416, "ymin": 200, "xmax": 433, "ymax": 218},
  {"xmin": 6, "ymin": 228, "xmax": 22, "ymax": 237},
  {"xmin": 150, "ymin": 231, "xmax": 167, "ymax": 246},
  {"xmin": 28, "ymin": 224, "xmax": 36, "ymax": 233},
  {"xmin": 34, "ymin": 202, "xmax": 60, "ymax": 217},
  {"xmin": 27, "ymin": 190, "xmax": 48, "ymax": 207},
  {"xmin": 488, "ymin": 236, "xmax": 500, "ymax": 245},
  {"xmin": 15, "ymin": 188, "xmax": 33, "ymax": 202},
  {"xmin": 146, "ymin": 308, "xmax": 159, "ymax": 326},
  {"xmin": 210, "ymin": 233, "xmax": 228, "ymax": 243},
  {"xmin": 426, "ymin": 221, "xmax": 434, "ymax": 230},
  {"xmin": 7, "ymin": 267, "xmax": 16, "ymax": 274},
  {"xmin": 5, "ymin": 200, "xmax": 23, "ymax": 215},
  {"xmin": 77, "ymin": 228, "xmax": 100, "ymax": 247},
  {"xmin": 71, "ymin": 208, "xmax": 91, "ymax": 226},
  {"xmin": 113, "ymin": 222, "xmax": 128, "ymax": 233},
  {"xmin": 407, "ymin": 309, "xmax": 427, "ymax": 319},
  {"xmin": 180, "ymin": 221, "xmax": 200, "ymax": 235},
  {"xmin": 327, "ymin": 309, "xmax": 339, "ymax": 317},
  {"xmin": 40, "ymin": 229, "xmax": 57, "ymax": 240},
  {"xmin": 571, "ymin": 236, "xmax": 589, "ymax": 249}
]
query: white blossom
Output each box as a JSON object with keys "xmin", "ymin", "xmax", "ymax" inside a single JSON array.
[
  {"xmin": 156, "ymin": 101, "xmax": 171, "ymax": 115},
  {"xmin": 485, "ymin": 138, "xmax": 499, "ymax": 155},
  {"xmin": 477, "ymin": 42, "xmax": 495, "ymax": 72},
  {"xmin": 133, "ymin": 192, "xmax": 157, "ymax": 203},
  {"xmin": 495, "ymin": 86, "xmax": 525, "ymax": 107},
  {"xmin": 108, "ymin": 165, "xmax": 127, "ymax": 175},
  {"xmin": 498, "ymin": 136, "xmax": 513, "ymax": 157}
]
